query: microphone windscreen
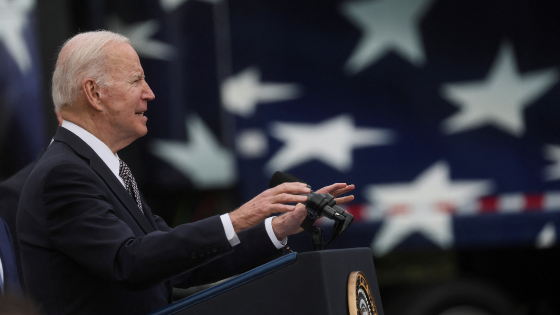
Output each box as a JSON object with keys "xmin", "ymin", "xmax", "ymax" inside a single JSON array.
[{"xmin": 269, "ymin": 171, "xmax": 306, "ymax": 188}]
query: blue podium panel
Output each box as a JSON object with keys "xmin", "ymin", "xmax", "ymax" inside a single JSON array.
[{"xmin": 151, "ymin": 248, "xmax": 383, "ymax": 315}]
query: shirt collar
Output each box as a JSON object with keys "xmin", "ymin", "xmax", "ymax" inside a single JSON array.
[{"xmin": 60, "ymin": 120, "xmax": 125, "ymax": 187}]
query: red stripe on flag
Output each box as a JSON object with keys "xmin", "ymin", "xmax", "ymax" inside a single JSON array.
[
  {"xmin": 479, "ymin": 196, "xmax": 498, "ymax": 213},
  {"xmin": 525, "ymin": 194, "xmax": 543, "ymax": 211}
]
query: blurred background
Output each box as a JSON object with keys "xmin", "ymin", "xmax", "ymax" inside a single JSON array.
[{"xmin": 2, "ymin": 0, "xmax": 560, "ymax": 314}]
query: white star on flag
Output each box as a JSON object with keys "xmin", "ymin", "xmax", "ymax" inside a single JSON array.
[
  {"xmin": 543, "ymin": 145, "xmax": 560, "ymax": 181},
  {"xmin": 365, "ymin": 161, "xmax": 493, "ymax": 256},
  {"xmin": 107, "ymin": 16, "xmax": 176, "ymax": 61},
  {"xmin": 265, "ymin": 114, "xmax": 395, "ymax": 174},
  {"xmin": 441, "ymin": 43, "xmax": 559, "ymax": 136},
  {"xmin": 221, "ymin": 67, "xmax": 302, "ymax": 118},
  {"xmin": 0, "ymin": 0, "xmax": 35, "ymax": 74},
  {"xmin": 150, "ymin": 115, "xmax": 237, "ymax": 189},
  {"xmin": 340, "ymin": 0, "xmax": 435, "ymax": 74},
  {"xmin": 536, "ymin": 222, "xmax": 556, "ymax": 248},
  {"xmin": 236, "ymin": 129, "xmax": 268, "ymax": 159}
]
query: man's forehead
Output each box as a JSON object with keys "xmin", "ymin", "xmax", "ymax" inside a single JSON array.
[{"xmin": 105, "ymin": 44, "xmax": 142, "ymax": 72}]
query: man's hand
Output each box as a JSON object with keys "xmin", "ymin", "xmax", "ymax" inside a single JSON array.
[
  {"xmin": 229, "ymin": 182, "xmax": 311, "ymax": 233},
  {"xmin": 316, "ymin": 183, "xmax": 355, "ymax": 204},
  {"xmin": 271, "ymin": 183, "xmax": 355, "ymax": 240}
]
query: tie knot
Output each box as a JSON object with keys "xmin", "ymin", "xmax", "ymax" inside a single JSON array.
[{"xmin": 119, "ymin": 159, "xmax": 129, "ymax": 177}]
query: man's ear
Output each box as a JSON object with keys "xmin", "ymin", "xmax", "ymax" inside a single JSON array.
[{"xmin": 82, "ymin": 78, "xmax": 104, "ymax": 111}]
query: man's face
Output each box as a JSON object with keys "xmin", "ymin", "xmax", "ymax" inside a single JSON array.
[{"xmin": 101, "ymin": 43, "xmax": 155, "ymax": 143}]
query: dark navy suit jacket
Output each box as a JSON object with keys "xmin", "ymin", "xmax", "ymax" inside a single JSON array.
[
  {"xmin": 0, "ymin": 217, "xmax": 22, "ymax": 297},
  {"xmin": 17, "ymin": 127, "xmax": 281, "ymax": 315}
]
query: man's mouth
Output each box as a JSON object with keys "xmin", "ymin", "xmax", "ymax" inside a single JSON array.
[{"xmin": 135, "ymin": 112, "xmax": 145, "ymax": 116}]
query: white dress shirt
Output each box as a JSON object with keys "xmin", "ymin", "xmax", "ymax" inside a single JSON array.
[{"xmin": 60, "ymin": 120, "xmax": 286, "ymax": 248}]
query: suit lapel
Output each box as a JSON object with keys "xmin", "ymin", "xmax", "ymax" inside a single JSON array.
[
  {"xmin": 141, "ymin": 201, "xmax": 159, "ymax": 230},
  {"xmin": 53, "ymin": 127, "xmax": 154, "ymax": 234}
]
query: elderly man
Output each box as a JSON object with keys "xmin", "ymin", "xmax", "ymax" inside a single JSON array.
[{"xmin": 17, "ymin": 31, "xmax": 354, "ymax": 315}]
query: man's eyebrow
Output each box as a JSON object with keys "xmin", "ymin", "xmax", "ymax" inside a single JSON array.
[{"xmin": 131, "ymin": 73, "xmax": 145, "ymax": 80}]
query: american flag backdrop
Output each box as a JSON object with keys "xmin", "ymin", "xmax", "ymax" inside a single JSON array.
[
  {"xmin": 51, "ymin": 0, "xmax": 560, "ymax": 255},
  {"xmin": 0, "ymin": 0, "xmax": 46, "ymax": 177},
  {"xmin": 223, "ymin": 0, "xmax": 560, "ymax": 254}
]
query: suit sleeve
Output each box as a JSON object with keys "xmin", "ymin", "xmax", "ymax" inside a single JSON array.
[
  {"xmin": 43, "ymin": 162, "xmax": 234, "ymax": 290},
  {"xmin": 148, "ymin": 206, "xmax": 283, "ymax": 288},
  {"xmin": 152, "ymin": 214, "xmax": 172, "ymax": 232},
  {"xmin": 172, "ymin": 221, "xmax": 283, "ymax": 288}
]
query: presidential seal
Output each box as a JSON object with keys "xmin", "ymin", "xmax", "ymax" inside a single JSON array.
[{"xmin": 348, "ymin": 271, "xmax": 378, "ymax": 315}]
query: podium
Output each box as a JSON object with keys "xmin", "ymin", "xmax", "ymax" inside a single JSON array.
[{"xmin": 149, "ymin": 247, "xmax": 384, "ymax": 315}]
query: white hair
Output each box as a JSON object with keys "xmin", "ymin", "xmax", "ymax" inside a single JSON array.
[{"xmin": 51, "ymin": 30, "xmax": 131, "ymax": 112}]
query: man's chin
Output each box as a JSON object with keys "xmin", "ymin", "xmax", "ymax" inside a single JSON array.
[
  {"xmin": 130, "ymin": 125, "xmax": 148, "ymax": 140},
  {"xmin": 139, "ymin": 127, "xmax": 148, "ymax": 137}
]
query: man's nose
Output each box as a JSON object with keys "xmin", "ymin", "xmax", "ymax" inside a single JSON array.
[{"xmin": 143, "ymin": 81, "xmax": 155, "ymax": 101}]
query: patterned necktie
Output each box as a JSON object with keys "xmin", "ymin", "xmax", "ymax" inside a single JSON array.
[{"xmin": 119, "ymin": 159, "xmax": 143, "ymax": 213}]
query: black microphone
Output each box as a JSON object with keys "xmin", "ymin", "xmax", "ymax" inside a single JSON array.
[
  {"xmin": 269, "ymin": 171, "xmax": 354, "ymax": 238},
  {"xmin": 269, "ymin": 171, "xmax": 306, "ymax": 188}
]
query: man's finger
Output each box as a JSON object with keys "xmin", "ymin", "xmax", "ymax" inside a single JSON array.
[
  {"xmin": 335, "ymin": 195, "xmax": 354, "ymax": 205},
  {"xmin": 271, "ymin": 204, "xmax": 298, "ymax": 213},
  {"xmin": 273, "ymin": 182, "xmax": 311, "ymax": 195},
  {"xmin": 316, "ymin": 183, "xmax": 346, "ymax": 195},
  {"xmin": 272, "ymin": 193, "xmax": 308, "ymax": 204},
  {"xmin": 330, "ymin": 184, "xmax": 355, "ymax": 197}
]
